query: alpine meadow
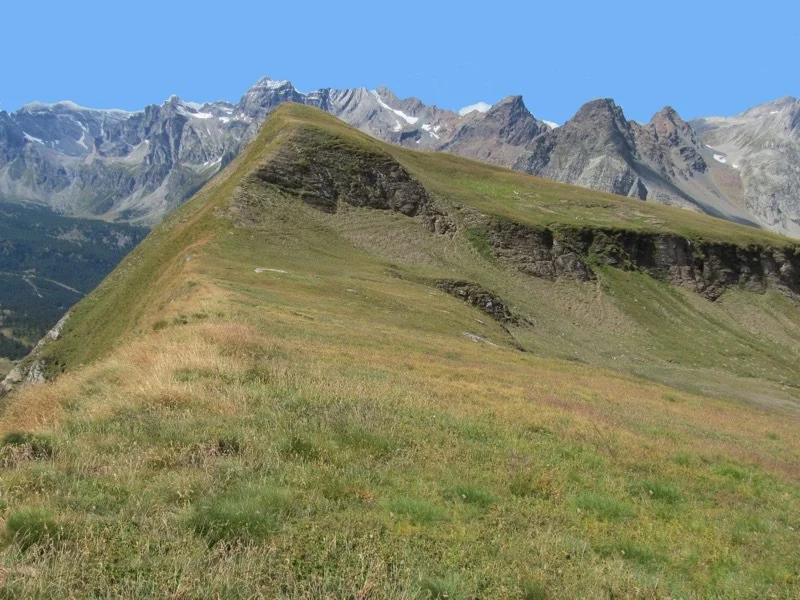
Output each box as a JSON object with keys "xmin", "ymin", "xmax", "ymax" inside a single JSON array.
[{"xmin": 1, "ymin": 104, "xmax": 799, "ymax": 598}]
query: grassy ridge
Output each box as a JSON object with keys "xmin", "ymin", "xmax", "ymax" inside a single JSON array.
[{"xmin": 1, "ymin": 104, "xmax": 799, "ymax": 597}]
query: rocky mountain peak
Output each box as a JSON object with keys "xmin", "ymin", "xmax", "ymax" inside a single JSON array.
[
  {"xmin": 650, "ymin": 106, "xmax": 679, "ymax": 123},
  {"xmin": 374, "ymin": 86, "xmax": 425, "ymax": 116},
  {"xmin": 559, "ymin": 98, "xmax": 636, "ymax": 159},
  {"xmin": 571, "ymin": 98, "xmax": 626, "ymax": 124},
  {"xmin": 489, "ymin": 95, "xmax": 529, "ymax": 114},
  {"xmin": 438, "ymin": 95, "xmax": 540, "ymax": 165},
  {"xmin": 250, "ymin": 76, "xmax": 295, "ymax": 91},
  {"xmin": 480, "ymin": 96, "xmax": 540, "ymax": 140},
  {"xmin": 635, "ymin": 105, "xmax": 708, "ymax": 183},
  {"xmin": 648, "ymin": 106, "xmax": 696, "ymax": 142}
]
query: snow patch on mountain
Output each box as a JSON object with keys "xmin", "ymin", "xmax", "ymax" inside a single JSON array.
[
  {"xmin": 23, "ymin": 132, "xmax": 45, "ymax": 145},
  {"xmin": 421, "ymin": 123, "xmax": 440, "ymax": 139},
  {"xmin": 371, "ymin": 91, "xmax": 419, "ymax": 125},
  {"xmin": 176, "ymin": 105, "xmax": 213, "ymax": 120}
]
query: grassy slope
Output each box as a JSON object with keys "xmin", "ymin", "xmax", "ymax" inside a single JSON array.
[
  {"xmin": 0, "ymin": 105, "xmax": 798, "ymax": 598},
  {"xmin": 0, "ymin": 360, "xmax": 12, "ymax": 379}
]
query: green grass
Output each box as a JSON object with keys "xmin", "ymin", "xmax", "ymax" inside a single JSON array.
[
  {"xmin": 4, "ymin": 507, "xmax": 62, "ymax": 551},
  {"xmin": 0, "ymin": 358, "xmax": 14, "ymax": 379},
  {"xmin": 574, "ymin": 492, "xmax": 634, "ymax": 520},
  {"xmin": 632, "ymin": 480, "xmax": 681, "ymax": 504},
  {"xmin": 386, "ymin": 497, "xmax": 446, "ymax": 524},
  {"xmin": 0, "ymin": 104, "xmax": 798, "ymax": 597},
  {"xmin": 446, "ymin": 484, "xmax": 496, "ymax": 508},
  {"xmin": 188, "ymin": 485, "xmax": 294, "ymax": 545}
]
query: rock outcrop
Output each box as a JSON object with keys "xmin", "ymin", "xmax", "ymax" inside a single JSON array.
[
  {"xmin": 435, "ymin": 279, "xmax": 520, "ymax": 324},
  {"xmin": 1, "ymin": 312, "xmax": 69, "ymax": 397},
  {"xmin": 243, "ymin": 129, "xmax": 452, "ymax": 234},
  {"xmin": 483, "ymin": 221, "xmax": 800, "ymax": 301}
]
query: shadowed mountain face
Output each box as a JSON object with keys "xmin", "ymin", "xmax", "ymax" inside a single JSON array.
[{"xmin": 0, "ymin": 79, "xmax": 797, "ymax": 236}]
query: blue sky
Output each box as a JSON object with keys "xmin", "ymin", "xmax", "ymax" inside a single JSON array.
[{"xmin": 3, "ymin": 0, "xmax": 798, "ymax": 124}]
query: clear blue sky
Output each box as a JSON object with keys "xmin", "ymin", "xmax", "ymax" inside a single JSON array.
[{"xmin": 3, "ymin": 0, "xmax": 798, "ymax": 124}]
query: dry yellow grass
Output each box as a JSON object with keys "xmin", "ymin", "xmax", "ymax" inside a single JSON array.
[{"xmin": 2, "ymin": 276, "xmax": 799, "ymax": 595}]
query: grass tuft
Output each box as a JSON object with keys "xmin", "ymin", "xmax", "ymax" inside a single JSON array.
[
  {"xmin": 2, "ymin": 431, "xmax": 54, "ymax": 459},
  {"xmin": 188, "ymin": 486, "xmax": 292, "ymax": 545},
  {"xmin": 4, "ymin": 507, "xmax": 63, "ymax": 550},
  {"xmin": 335, "ymin": 427, "xmax": 394, "ymax": 458},
  {"xmin": 387, "ymin": 497, "xmax": 445, "ymax": 524},
  {"xmin": 715, "ymin": 464, "xmax": 747, "ymax": 481},
  {"xmin": 216, "ymin": 436, "xmax": 243, "ymax": 457},
  {"xmin": 281, "ymin": 434, "xmax": 321, "ymax": 462},
  {"xmin": 521, "ymin": 579, "xmax": 549, "ymax": 600},
  {"xmin": 419, "ymin": 575, "xmax": 464, "ymax": 599},
  {"xmin": 610, "ymin": 541, "xmax": 661, "ymax": 567},
  {"xmin": 510, "ymin": 472, "xmax": 558, "ymax": 499},
  {"xmin": 633, "ymin": 480, "xmax": 681, "ymax": 504},
  {"xmin": 447, "ymin": 484, "xmax": 496, "ymax": 508},
  {"xmin": 574, "ymin": 492, "xmax": 633, "ymax": 520}
]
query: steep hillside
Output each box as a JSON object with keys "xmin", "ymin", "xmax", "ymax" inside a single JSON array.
[{"xmin": 1, "ymin": 105, "xmax": 798, "ymax": 598}]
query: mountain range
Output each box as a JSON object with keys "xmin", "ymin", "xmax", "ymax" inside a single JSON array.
[{"xmin": 2, "ymin": 77, "xmax": 799, "ymax": 237}]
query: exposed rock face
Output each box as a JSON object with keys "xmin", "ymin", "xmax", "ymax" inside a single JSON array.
[
  {"xmin": 514, "ymin": 100, "xmax": 760, "ymax": 226},
  {"xmin": 0, "ymin": 98, "xmax": 243, "ymax": 223},
  {"xmin": 518, "ymin": 99, "xmax": 641, "ymax": 198},
  {"xmin": 1, "ymin": 312, "xmax": 69, "ymax": 397},
  {"xmin": 691, "ymin": 97, "xmax": 800, "ymax": 238},
  {"xmin": 435, "ymin": 279, "xmax": 520, "ymax": 324},
  {"xmin": 241, "ymin": 129, "xmax": 452, "ymax": 233},
  {"xmin": 483, "ymin": 221, "xmax": 800, "ymax": 301},
  {"xmin": 439, "ymin": 96, "xmax": 545, "ymax": 166},
  {"xmin": 486, "ymin": 223, "xmax": 595, "ymax": 282},
  {"xmin": 643, "ymin": 107, "xmax": 708, "ymax": 176}
]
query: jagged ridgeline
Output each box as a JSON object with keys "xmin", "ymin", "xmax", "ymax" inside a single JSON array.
[{"xmin": 1, "ymin": 105, "xmax": 799, "ymax": 597}]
